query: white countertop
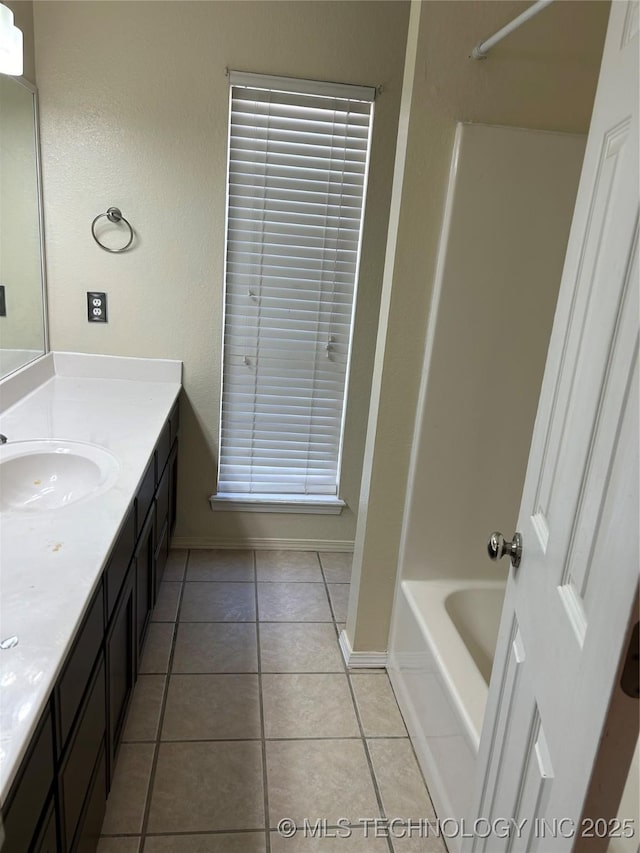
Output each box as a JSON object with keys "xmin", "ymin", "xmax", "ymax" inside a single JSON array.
[{"xmin": 0, "ymin": 352, "xmax": 182, "ymax": 804}]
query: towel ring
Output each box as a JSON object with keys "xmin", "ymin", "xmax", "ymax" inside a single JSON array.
[{"xmin": 91, "ymin": 207, "xmax": 134, "ymax": 253}]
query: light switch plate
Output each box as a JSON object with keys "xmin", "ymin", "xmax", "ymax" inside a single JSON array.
[{"xmin": 87, "ymin": 291, "xmax": 107, "ymax": 322}]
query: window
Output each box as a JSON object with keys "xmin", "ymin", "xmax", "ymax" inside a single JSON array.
[{"xmin": 214, "ymin": 72, "xmax": 375, "ymax": 512}]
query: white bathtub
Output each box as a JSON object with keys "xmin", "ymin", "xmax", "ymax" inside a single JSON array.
[{"xmin": 387, "ymin": 579, "xmax": 506, "ymax": 850}]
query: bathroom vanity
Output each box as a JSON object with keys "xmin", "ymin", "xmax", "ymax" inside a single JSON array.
[{"xmin": 0, "ymin": 352, "xmax": 182, "ymax": 852}]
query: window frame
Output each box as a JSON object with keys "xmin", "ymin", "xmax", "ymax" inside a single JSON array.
[{"xmin": 212, "ymin": 71, "xmax": 376, "ymax": 514}]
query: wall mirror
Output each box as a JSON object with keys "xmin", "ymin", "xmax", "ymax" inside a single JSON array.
[{"xmin": 0, "ymin": 74, "xmax": 48, "ymax": 378}]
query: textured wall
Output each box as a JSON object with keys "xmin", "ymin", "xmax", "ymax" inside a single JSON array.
[
  {"xmin": 32, "ymin": 0, "xmax": 409, "ymax": 548},
  {"xmin": 348, "ymin": 0, "xmax": 610, "ymax": 652}
]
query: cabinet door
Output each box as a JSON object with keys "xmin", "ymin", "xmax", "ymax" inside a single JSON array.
[
  {"xmin": 155, "ymin": 461, "xmax": 170, "ymax": 549},
  {"xmin": 1, "ymin": 707, "xmax": 55, "ymax": 853},
  {"xmin": 105, "ymin": 505, "xmax": 135, "ymax": 621},
  {"xmin": 168, "ymin": 440, "xmax": 178, "ymax": 537},
  {"xmin": 32, "ymin": 797, "xmax": 59, "ymax": 853},
  {"xmin": 135, "ymin": 507, "xmax": 155, "ymax": 654},
  {"xmin": 106, "ymin": 562, "xmax": 135, "ymax": 784},
  {"xmin": 59, "ymin": 659, "xmax": 105, "ymax": 852},
  {"xmin": 135, "ymin": 458, "xmax": 155, "ymax": 541},
  {"xmin": 154, "ymin": 460, "xmax": 170, "ymax": 596},
  {"xmin": 169, "ymin": 399, "xmax": 180, "ymax": 444},
  {"xmin": 70, "ymin": 746, "xmax": 106, "ymax": 853},
  {"xmin": 55, "ymin": 584, "xmax": 104, "ymax": 757},
  {"xmin": 154, "ymin": 518, "xmax": 169, "ymax": 599},
  {"xmin": 155, "ymin": 419, "xmax": 171, "ymax": 484}
]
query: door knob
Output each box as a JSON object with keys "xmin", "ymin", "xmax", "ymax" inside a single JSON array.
[{"xmin": 487, "ymin": 531, "xmax": 523, "ymax": 569}]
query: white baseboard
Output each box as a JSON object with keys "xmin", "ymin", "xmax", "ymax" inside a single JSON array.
[
  {"xmin": 339, "ymin": 629, "xmax": 388, "ymax": 669},
  {"xmin": 171, "ymin": 537, "xmax": 354, "ymax": 552}
]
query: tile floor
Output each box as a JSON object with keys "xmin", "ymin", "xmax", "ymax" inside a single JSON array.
[{"xmin": 98, "ymin": 550, "xmax": 446, "ymax": 853}]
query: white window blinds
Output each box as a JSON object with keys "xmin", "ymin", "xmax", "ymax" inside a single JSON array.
[{"xmin": 217, "ymin": 73, "xmax": 375, "ymax": 499}]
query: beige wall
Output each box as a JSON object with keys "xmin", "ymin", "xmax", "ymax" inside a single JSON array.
[
  {"xmin": 348, "ymin": 0, "xmax": 610, "ymax": 652},
  {"xmin": 32, "ymin": 0, "xmax": 409, "ymax": 548}
]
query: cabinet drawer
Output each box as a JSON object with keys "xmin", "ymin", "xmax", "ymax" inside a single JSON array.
[
  {"xmin": 154, "ymin": 518, "xmax": 169, "ymax": 596},
  {"xmin": 1, "ymin": 707, "xmax": 54, "ymax": 853},
  {"xmin": 107, "ymin": 563, "xmax": 136, "ymax": 780},
  {"xmin": 71, "ymin": 745, "xmax": 106, "ymax": 853},
  {"xmin": 169, "ymin": 399, "xmax": 180, "ymax": 444},
  {"xmin": 55, "ymin": 584, "xmax": 104, "ymax": 754},
  {"xmin": 59, "ymin": 659, "xmax": 106, "ymax": 850},
  {"xmin": 135, "ymin": 458, "xmax": 155, "ymax": 541},
  {"xmin": 32, "ymin": 796, "xmax": 58, "ymax": 853},
  {"xmin": 105, "ymin": 505, "xmax": 135, "ymax": 621},
  {"xmin": 155, "ymin": 461, "xmax": 170, "ymax": 540},
  {"xmin": 155, "ymin": 419, "xmax": 171, "ymax": 484},
  {"xmin": 135, "ymin": 508, "xmax": 155, "ymax": 651},
  {"xmin": 168, "ymin": 441, "xmax": 178, "ymax": 537}
]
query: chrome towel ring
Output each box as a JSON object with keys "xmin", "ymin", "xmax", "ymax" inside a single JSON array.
[{"xmin": 91, "ymin": 207, "xmax": 134, "ymax": 253}]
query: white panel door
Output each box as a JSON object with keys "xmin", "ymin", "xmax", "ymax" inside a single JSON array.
[{"xmin": 465, "ymin": 3, "xmax": 639, "ymax": 850}]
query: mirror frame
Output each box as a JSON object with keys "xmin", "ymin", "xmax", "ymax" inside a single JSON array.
[{"xmin": 1, "ymin": 74, "xmax": 49, "ymax": 377}]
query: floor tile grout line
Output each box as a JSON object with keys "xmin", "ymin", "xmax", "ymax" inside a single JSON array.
[
  {"xmin": 147, "ymin": 827, "xmax": 266, "ymax": 837},
  {"xmin": 397, "ymin": 717, "xmax": 441, "ymax": 827},
  {"xmin": 101, "ymin": 818, "xmax": 427, "ymax": 838},
  {"xmin": 317, "ymin": 551, "xmax": 339, "ymax": 628},
  {"xmin": 319, "ymin": 550, "xmax": 349, "ymax": 644},
  {"xmin": 137, "ymin": 548, "xmax": 189, "ymax": 848},
  {"xmin": 123, "ymin": 734, "xmax": 411, "ymax": 745},
  {"xmin": 320, "ymin": 553, "xmax": 350, "ymax": 628},
  {"xmin": 319, "ymin": 552, "xmax": 395, "ymax": 853},
  {"xmin": 376, "ymin": 661, "xmax": 441, "ymax": 827},
  {"xmin": 172, "ymin": 618, "xmax": 340, "ymax": 624},
  {"xmin": 175, "ymin": 577, "xmax": 351, "ymax": 585},
  {"xmin": 108, "ymin": 550, "xmax": 433, "ymax": 852},
  {"xmin": 317, "ymin": 552, "xmax": 394, "ymax": 853},
  {"xmin": 253, "ymin": 549, "xmax": 272, "ymax": 853},
  {"xmin": 135, "ymin": 669, "xmax": 350, "ymax": 676},
  {"xmin": 183, "ymin": 578, "xmax": 345, "ymax": 583},
  {"xmin": 102, "ymin": 827, "xmax": 269, "ymax": 839}
]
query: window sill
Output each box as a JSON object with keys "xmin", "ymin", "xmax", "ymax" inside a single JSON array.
[{"xmin": 209, "ymin": 493, "xmax": 346, "ymax": 515}]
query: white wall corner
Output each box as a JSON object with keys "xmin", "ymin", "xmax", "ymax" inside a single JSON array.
[
  {"xmin": 346, "ymin": 0, "xmax": 423, "ymax": 646},
  {"xmin": 339, "ymin": 628, "xmax": 388, "ymax": 669}
]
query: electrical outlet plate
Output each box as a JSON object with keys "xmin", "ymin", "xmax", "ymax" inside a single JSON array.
[{"xmin": 87, "ymin": 292, "xmax": 107, "ymax": 323}]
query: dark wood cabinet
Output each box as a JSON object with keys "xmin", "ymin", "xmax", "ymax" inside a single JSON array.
[
  {"xmin": 1, "ymin": 398, "xmax": 180, "ymax": 853},
  {"xmin": 168, "ymin": 439, "xmax": 179, "ymax": 537},
  {"xmin": 135, "ymin": 458, "xmax": 155, "ymax": 541},
  {"xmin": 58, "ymin": 660, "xmax": 105, "ymax": 851},
  {"xmin": 135, "ymin": 507, "xmax": 155, "ymax": 653},
  {"xmin": 32, "ymin": 798, "xmax": 57, "ymax": 853},
  {"xmin": 105, "ymin": 508, "xmax": 135, "ymax": 621},
  {"xmin": 106, "ymin": 561, "xmax": 135, "ymax": 784},
  {"xmin": 155, "ymin": 419, "xmax": 171, "ymax": 484},
  {"xmin": 154, "ymin": 518, "xmax": 169, "ymax": 596},
  {"xmin": 70, "ymin": 747, "xmax": 107, "ymax": 853},
  {"xmin": 154, "ymin": 456, "xmax": 170, "ymax": 595},
  {"xmin": 55, "ymin": 585, "xmax": 104, "ymax": 758},
  {"xmin": 1, "ymin": 707, "xmax": 55, "ymax": 853}
]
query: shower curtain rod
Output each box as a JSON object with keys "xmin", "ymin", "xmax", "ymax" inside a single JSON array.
[{"xmin": 471, "ymin": 0, "xmax": 556, "ymax": 59}]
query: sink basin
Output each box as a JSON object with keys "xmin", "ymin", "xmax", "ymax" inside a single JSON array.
[{"xmin": 0, "ymin": 440, "xmax": 119, "ymax": 512}]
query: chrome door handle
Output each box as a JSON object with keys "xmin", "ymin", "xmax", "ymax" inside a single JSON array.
[{"xmin": 487, "ymin": 531, "xmax": 523, "ymax": 569}]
